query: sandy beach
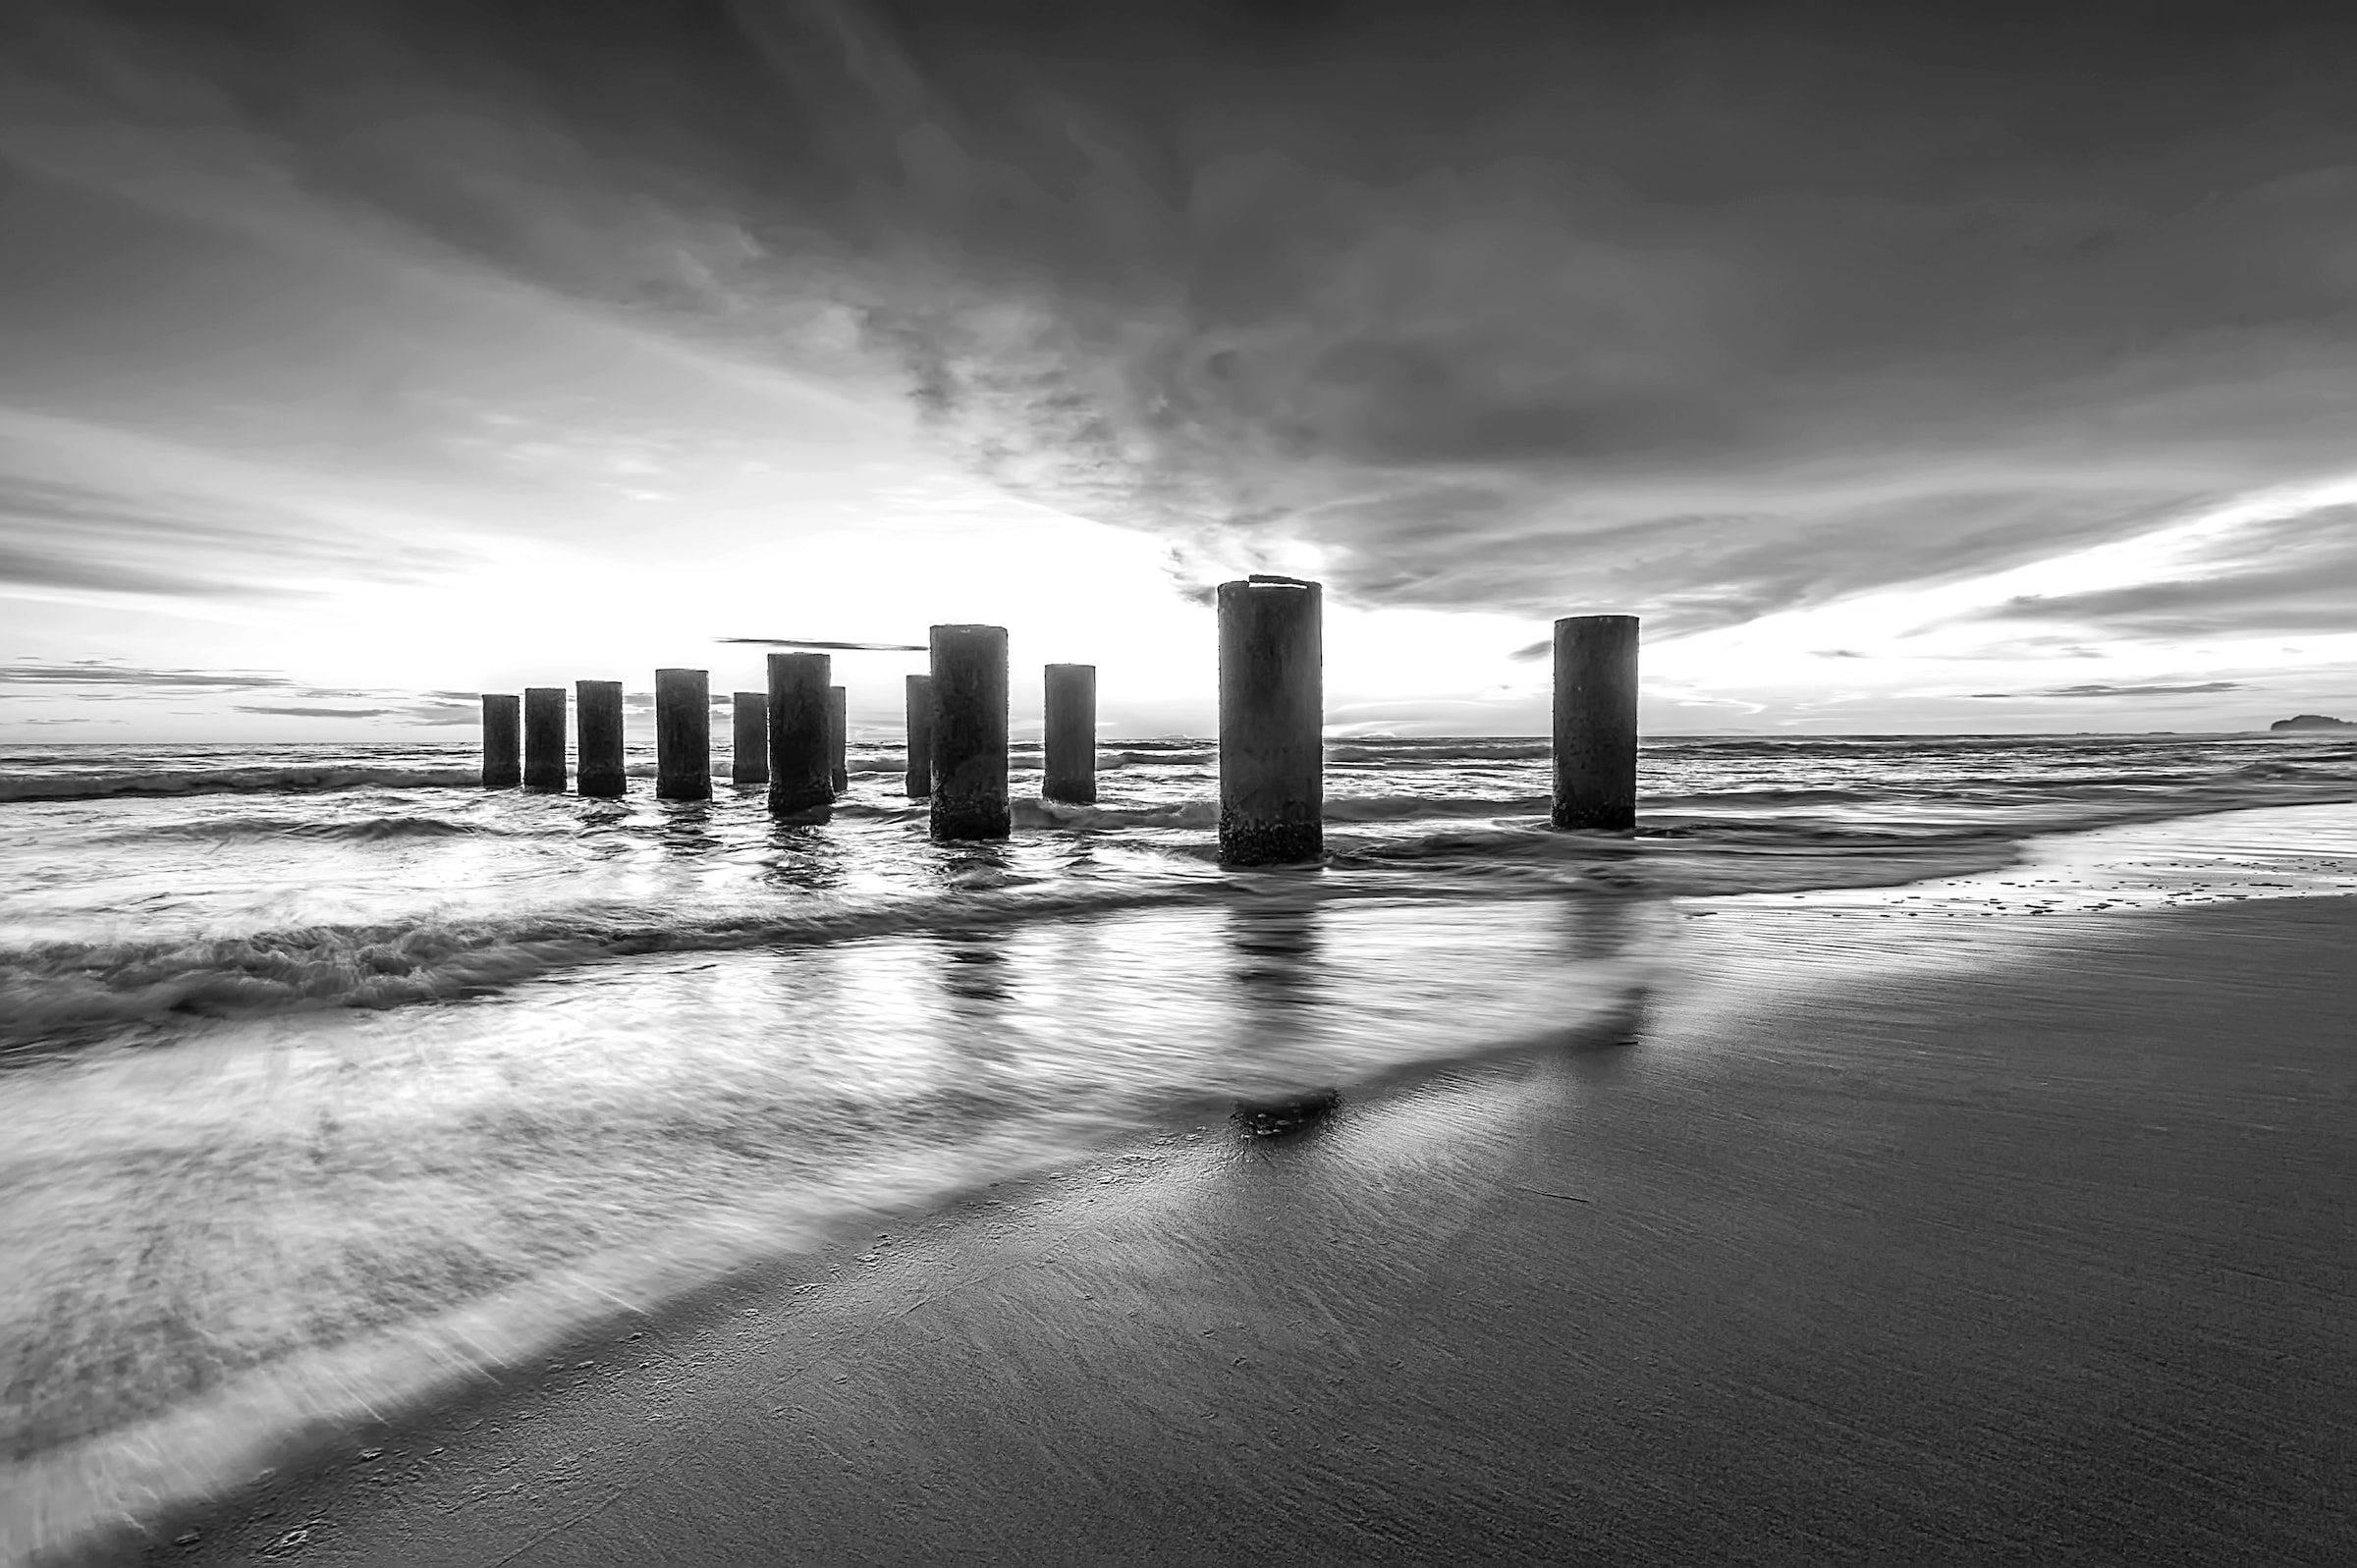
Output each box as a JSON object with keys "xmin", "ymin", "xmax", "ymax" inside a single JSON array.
[{"xmin": 40, "ymin": 864, "xmax": 2342, "ymax": 1566}]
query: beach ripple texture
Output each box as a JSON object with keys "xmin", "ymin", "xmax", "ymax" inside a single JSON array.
[{"xmin": 1, "ymin": 730, "xmax": 2353, "ymax": 1536}]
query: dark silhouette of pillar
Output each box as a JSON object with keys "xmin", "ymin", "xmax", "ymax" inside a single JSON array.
[
  {"xmin": 576, "ymin": 679, "xmax": 626, "ymax": 798},
  {"xmin": 904, "ymin": 675, "xmax": 934, "ymax": 798},
  {"xmin": 480, "ymin": 694, "xmax": 520, "ymax": 788},
  {"xmin": 928, "ymin": 624, "xmax": 1009, "ymax": 839},
  {"xmin": 1217, "ymin": 575, "xmax": 1323, "ymax": 865},
  {"xmin": 766, "ymin": 652, "xmax": 833, "ymax": 819},
  {"xmin": 1043, "ymin": 663, "xmax": 1097, "ymax": 805},
  {"xmin": 1551, "ymin": 615, "xmax": 1639, "ymax": 831},
  {"xmin": 522, "ymin": 686, "xmax": 566, "ymax": 792},
  {"xmin": 829, "ymin": 684, "xmax": 850, "ymax": 793},
  {"xmin": 732, "ymin": 692, "xmax": 768, "ymax": 784},
  {"xmin": 655, "ymin": 668, "xmax": 710, "ymax": 801}
]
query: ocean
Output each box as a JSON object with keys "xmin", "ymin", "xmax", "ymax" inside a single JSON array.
[{"xmin": 4, "ymin": 730, "xmax": 2355, "ymax": 1538}]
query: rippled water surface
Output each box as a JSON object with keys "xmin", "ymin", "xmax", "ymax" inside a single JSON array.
[{"xmin": 2, "ymin": 730, "xmax": 2353, "ymax": 1542}]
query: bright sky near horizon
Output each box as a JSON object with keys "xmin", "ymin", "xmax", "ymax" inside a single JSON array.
[{"xmin": 3, "ymin": 0, "xmax": 2355, "ymax": 742}]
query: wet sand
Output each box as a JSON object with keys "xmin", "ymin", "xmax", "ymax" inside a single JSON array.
[{"xmin": 74, "ymin": 888, "xmax": 2353, "ymax": 1567}]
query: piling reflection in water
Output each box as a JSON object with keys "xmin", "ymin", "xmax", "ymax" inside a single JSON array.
[{"xmin": 653, "ymin": 799, "xmax": 721, "ymax": 863}]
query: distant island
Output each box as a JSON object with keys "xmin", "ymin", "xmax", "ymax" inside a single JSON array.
[{"xmin": 2270, "ymin": 714, "xmax": 2356, "ymax": 731}]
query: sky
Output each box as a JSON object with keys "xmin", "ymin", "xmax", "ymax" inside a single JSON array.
[{"xmin": 2, "ymin": 0, "xmax": 2354, "ymax": 742}]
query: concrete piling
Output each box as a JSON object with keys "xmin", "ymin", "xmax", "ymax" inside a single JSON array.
[
  {"xmin": 1551, "ymin": 614, "xmax": 1639, "ymax": 831},
  {"xmin": 576, "ymin": 679, "xmax": 627, "ymax": 798},
  {"xmin": 480, "ymin": 694, "xmax": 521, "ymax": 788},
  {"xmin": 1217, "ymin": 575, "xmax": 1323, "ymax": 865},
  {"xmin": 829, "ymin": 684, "xmax": 850, "ymax": 794},
  {"xmin": 928, "ymin": 624, "xmax": 1010, "ymax": 839},
  {"xmin": 904, "ymin": 675, "xmax": 934, "ymax": 798},
  {"xmin": 522, "ymin": 686, "xmax": 567, "ymax": 792},
  {"xmin": 765, "ymin": 652, "xmax": 834, "ymax": 819},
  {"xmin": 654, "ymin": 668, "xmax": 711, "ymax": 801},
  {"xmin": 1042, "ymin": 663, "xmax": 1097, "ymax": 805},
  {"xmin": 731, "ymin": 692, "xmax": 768, "ymax": 784}
]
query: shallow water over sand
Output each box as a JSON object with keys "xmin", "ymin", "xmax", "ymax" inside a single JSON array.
[{"xmin": 2, "ymin": 731, "xmax": 2353, "ymax": 1545}]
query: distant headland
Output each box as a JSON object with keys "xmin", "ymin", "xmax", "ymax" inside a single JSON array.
[{"xmin": 2270, "ymin": 714, "xmax": 2356, "ymax": 731}]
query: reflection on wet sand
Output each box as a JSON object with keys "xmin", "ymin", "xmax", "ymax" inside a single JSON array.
[{"xmin": 1224, "ymin": 898, "xmax": 1343, "ymax": 1135}]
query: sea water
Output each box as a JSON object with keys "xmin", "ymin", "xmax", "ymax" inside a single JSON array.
[{"xmin": 2, "ymin": 730, "xmax": 2353, "ymax": 1531}]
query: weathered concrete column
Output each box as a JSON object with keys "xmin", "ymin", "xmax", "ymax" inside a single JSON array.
[
  {"xmin": 1217, "ymin": 575, "xmax": 1323, "ymax": 865},
  {"xmin": 828, "ymin": 684, "xmax": 850, "ymax": 793},
  {"xmin": 480, "ymin": 693, "xmax": 521, "ymax": 788},
  {"xmin": 928, "ymin": 624, "xmax": 1009, "ymax": 839},
  {"xmin": 731, "ymin": 692, "xmax": 768, "ymax": 784},
  {"xmin": 766, "ymin": 652, "xmax": 833, "ymax": 819},
  {"xmin": 654, "ymin": 668, "xmax": 710, "ymax": 801},
  {"xmin": 576, "ymin": 679, "xmax": 627, "ymax": 798},
  {"xmin": 1043, "ymin": 663, "xmax": 1097, "ymax": 805},
  {"xmin": 904, "ymin": 674, "xmax": 934, "ymax": 798},
  {"xmin": 1551, "ymin": 614, "xmax": 1639, "ymax": 831},
  {"xmin": 522, "ymin": 686, "xmax": 567, "ymax": 792}
]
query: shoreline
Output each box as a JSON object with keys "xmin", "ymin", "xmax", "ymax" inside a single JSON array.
[
  {"xmin": 28, "ymin": 889, "xmax": 2347, "ymax": 1565},
  {"xmin": 9, "ymin": 802, "xmax": 2357, "ymax": 1565}
]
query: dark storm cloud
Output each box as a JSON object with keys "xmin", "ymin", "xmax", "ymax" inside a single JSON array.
[
  {"xmin": 9, "ymin": 1, "xmax": 2357, "ymax": 630},
  {"xmin": 1965, "ymin": 681, "xmax": 2247, "ymax": 699}
]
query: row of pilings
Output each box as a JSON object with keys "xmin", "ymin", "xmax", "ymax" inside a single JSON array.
[{"xmin": 478, "ymin": 580, "xmax": 1637, "ymax": 864}]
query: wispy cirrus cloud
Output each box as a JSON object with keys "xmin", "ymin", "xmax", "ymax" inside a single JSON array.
[
  {"xmin": 1983, "ymin": 504, "xmax": 2357, "ymax": 640},
  {"xmin": 3, "ymin": 663, "xmax": 477, "ymax": 725},
  {"xmin": 0, "ymin": 460, "xmax": 466, "ymax": 605},
  {"xmin": 232, "ymin": 704, "xmax": 406, "ymax": 719},
  {"xmin": 0, "ymin": 660, "xmax": 297, "ymax": 690},
  {"xmin": 1964, "ymin": 681, "xmax": 2247, "ymax": 700},
  {"xmin": 714, "ymin": 637, "xmax": 929, "ymax": 652}
]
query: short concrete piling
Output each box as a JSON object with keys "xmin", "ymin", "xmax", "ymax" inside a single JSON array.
[
  {"xmin": 655, "ymin": 668, "xmax": 710, "ymax": 801},
  {"xmin": 1217, "ymin": 575, "xmax": 1323, "ymax": 865},
  {"xmin": 928, "ymin": 624, "xmax": 1010, "ymax": 839},
  {"xmin": 1551, "ymin": 614, "xmax": 1639, "ymax": 831},
  {"xmin": 522, "ymin": 686, "xmax": 567, "ymax": 792},
  {"xmin": 480, "ymin": 693, "xmax": 521, "ymax": 788},
  {"xmin": 904, "ymin": 675, "xmax": 934, "ymax": 799},
  {"xmin": 766, "ymin": 652, "xmax": 834, "ymax": 819},
  {"xmin": 731, "ymin": 692, "xmax": 768, "ymax": 784},
  {"xmin": 829, "ymin": 684, "xmax": 850, "ymax": 793},
  {"xmin": 576, "ymin": 679, "xmax": 627, "ymax": 798},
  {"xmin": 1043, "ymin": 663, "xmax": 1097, "ymax": 805}
]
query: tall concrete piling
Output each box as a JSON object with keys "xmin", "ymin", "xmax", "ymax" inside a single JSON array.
[
  {"xmin": 576, "ymin": 679, "xmax": 627, "ymax": 798},
  {"xmin": 1042, "ymin": 663, "xmax": 1097, "ymax": 805},
  {"xmin": 1551, "ymin": 614, "xmax": 1639, "ymax": 831},
  {"xmin": 731, "ymin": 692, "xmax": 768, "ymax": 784},
  {"xmin": 928, "ymin": 624, "xmax": 1010, "ymax": 839},
  {"xmin": 522, "ymin": 686, "xmax": 567, "ymax": 792},
  {"xmin": 1217, "ymin": 575, "xmax": 1323, "ymax": 865},
  {"xmin": 654, "ymin": 668, "xmax": 711, "ymax": 801},
  {"xmin": 480, "ymin": 694, "xmax": 521, "ymax": 788},
  {"xmin": 765, "ymin": 652, "xmax": 834, "ymax": 819},
  {"xmin": 904, "ymin": 674, "xmax": 934, "ymax": 798},
  {"xmin": 828, "ymin": 684, "xmax": 850, "ymax": 793}
]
